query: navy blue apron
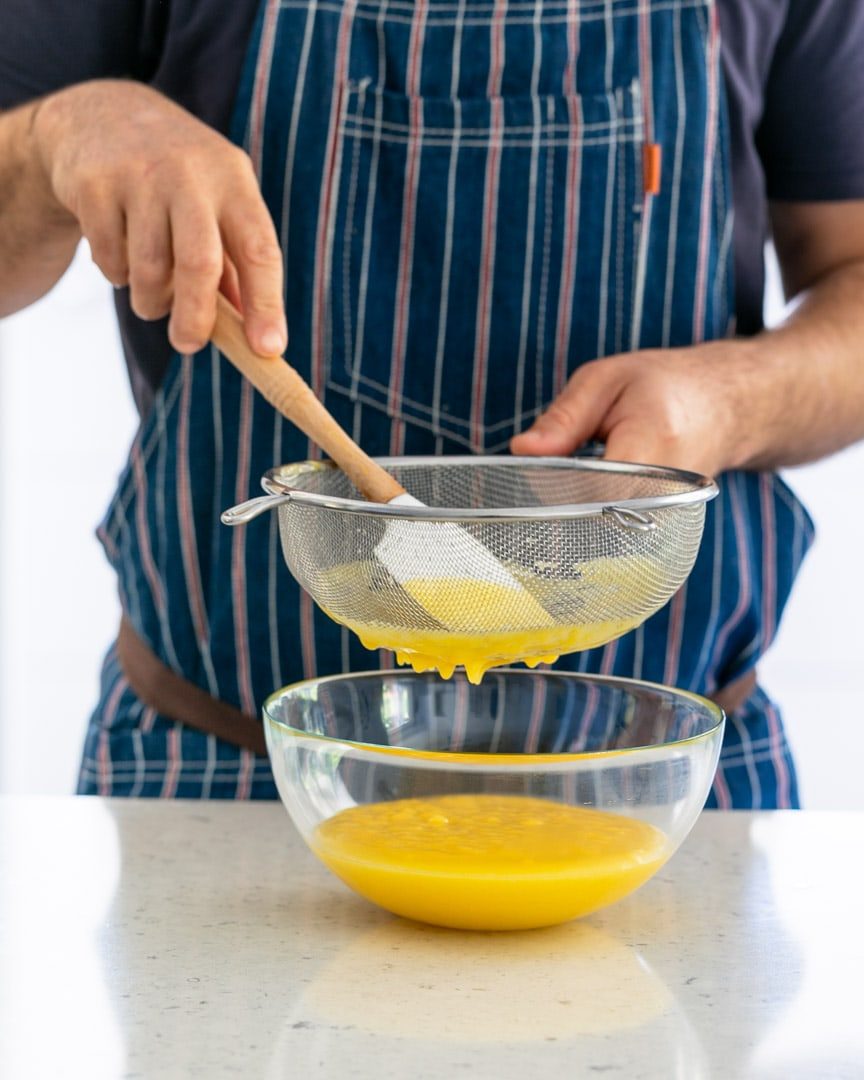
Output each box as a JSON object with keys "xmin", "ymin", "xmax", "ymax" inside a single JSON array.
[{"xmin": 79, "ymin": 0, "xmax": 813, "ymax": 806}]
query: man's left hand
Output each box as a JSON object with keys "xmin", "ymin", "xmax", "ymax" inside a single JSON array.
[
  {"xmin": 510, "ymin": 340, "xmax": 758, "ymax": 476},
  {"xmin": 512, "ymin": 202, "xmax": 864, "ymax": 478}
]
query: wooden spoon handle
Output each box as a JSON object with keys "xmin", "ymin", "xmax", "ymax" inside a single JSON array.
[{"xmin": 211, "ymin": 294, "xmax": 405, "ymax": 504}]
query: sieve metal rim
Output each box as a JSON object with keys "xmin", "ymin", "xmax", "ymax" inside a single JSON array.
[{"xmin": 261, "ymin": 456, "xmax": 719, "ymax": 522}]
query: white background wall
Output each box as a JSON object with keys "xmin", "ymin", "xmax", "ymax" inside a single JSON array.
[{"xmin": 1, "ymin": 247, "xmax": 862, "ymax": 805}]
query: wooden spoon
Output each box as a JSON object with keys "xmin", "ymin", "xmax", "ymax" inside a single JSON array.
[
  {"xmin": 211, "ymin": 294, "xmax": 404, "ymax": 503},
  {"xmin": 213, "ymin": 294, "xmax": 554, "ymax": 629}
]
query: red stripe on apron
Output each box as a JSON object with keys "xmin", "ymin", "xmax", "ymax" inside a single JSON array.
[
  {"xmin": 692, "ymin": 5, "xmax": 720, "ymax": 342},
  {"xmin": 231, "ymin": 381, "xmax": 256, "ymax": 714},
  {"xmin": 600, "ymin": 637, "xmax": 619, "ymax": 676},
  {"xmin": 162, "ymin": 724, "xmax": 182, "ymax": 798},
  {"xmin": 236, "ymin": 749, "xmax": 255, "ymax": 798},
  {"xmin": 639, "ymin": 0, "xmax": 655, "ymax": 144},
  {"xmin": 249, "ymin": 0, "xmax": 281, "ymax": 176},
  {"xmin": 710, "ymin": 473, "xmax": 752, "ymax": 675},
  {"xmin": 300, "ymin": 592, "xmax": 317, "ymax": 680},
  {"xmin": 177, "ymin": 359, "xmax": 216, "ymax": 693},
  {"xmin": 308, "ymin": 1, "xmax": 359, "ymax": 678},
  {"xmin": 450, "ymin": 677, "xmax": 469, "ymax": 750},
  {"xmin": 97, "ymin": 672, "xmax": 128, "ymax": 796},
  {"xmin": 764, "ymin": 696, "xmax": 791, "ymax": 808},
  {"xmin": 524, "ymin": 674, "xmax": 547, "ymax": 753},
  {"xmin": 142, "ymin": 704, "xmax": 157, "ymax": 735},
  {"xmin": 553, "ymin": 0, "xmax": 582, "ymax": 398},
  {"xmin": 469, "ymin": 0, "xmax": 507, "ymax": 452},
  {"xmin": 759, "ymin": 473, "xmax": 777, "ymax": 648},
  {"xmin": 132, "ymin": 442, "xmax": 166, "ymax": 614},
  {"xmin": 578, "ymin": 681, "xmax": 600, "ymax": 747},
  {"xmin": 231, "ymin": 10, "xmax": 280, "ymax": 717},
  {"xmin": 389, "ymin": 0, "xmax": 429, "ymax": 456},
  {"xmin": 712, "ymin": 758, "xmax": 733, "ymax": 810},
  {"xmin": 662, "ymin": 583, "xmax": 688, "ymax": 687},
  {"xmin": 312, "ymin": 0, "xmax": 358, "ymax": 401}
]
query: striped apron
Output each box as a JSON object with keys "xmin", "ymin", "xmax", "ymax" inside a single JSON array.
[{"xmin": 78, "ymin": 0, "xmax": 814, "ymax": 806}]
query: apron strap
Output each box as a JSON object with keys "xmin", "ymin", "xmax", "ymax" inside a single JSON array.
[
  {"xmin": 712, "ymin": 668, "xmax": 758, "ymax": 718},
  {"xmin": 117, "ymin": 617, "xmax": 268, "ymax": 756}
]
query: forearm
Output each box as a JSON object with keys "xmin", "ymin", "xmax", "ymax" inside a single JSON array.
[
  {"xmin": 734, "ymin": 258, "xmax": 864, "ymax": 471},
  {"xmin": 0, "ymin": 99, "xmax": 80, "ymax": 316}
]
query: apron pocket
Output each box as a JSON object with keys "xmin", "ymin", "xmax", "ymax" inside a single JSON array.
[{"xmin": 324, "ymin": 80, "xmax": 646, "ymax": 453}]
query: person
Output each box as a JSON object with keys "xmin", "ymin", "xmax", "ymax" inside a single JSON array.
[{"xmin": 1, "ymin": 0, "xmax": 863, "ymax": 804}]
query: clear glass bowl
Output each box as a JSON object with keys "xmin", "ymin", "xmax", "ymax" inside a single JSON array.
[{"xmin": 264, "ymin": 670, "xmax": 723, "ymax": 931}]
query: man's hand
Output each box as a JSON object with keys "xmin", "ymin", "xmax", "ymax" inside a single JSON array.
[
  {"xmin": 30, "ymin": 80, "xmax": 286, "ymax": 357},
  {"xmin": 510, "ymin": 342, "xmax": 758, "ymax": 476},
  {"xmin": 513, "ymin": 201, "xmax": 864, "ymax": 476}
]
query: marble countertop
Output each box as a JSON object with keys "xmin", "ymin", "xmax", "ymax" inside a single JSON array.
[{"xmin": 0, "ymin": 798, "xmax": 861, "ymax": 1079}]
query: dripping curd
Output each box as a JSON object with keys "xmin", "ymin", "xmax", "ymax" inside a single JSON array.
[{"xmin": 322, "ymin": 568, "xmax": 643, "ymax": 682}]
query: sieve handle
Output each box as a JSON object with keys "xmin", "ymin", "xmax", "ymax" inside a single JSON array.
[
  {"xmin": 221, "ymin": 493, "xmax": 293, "ymax": 525},
  {"xmin": 212, "ymin": 295, "xmax": 406, "ymax": 504}
]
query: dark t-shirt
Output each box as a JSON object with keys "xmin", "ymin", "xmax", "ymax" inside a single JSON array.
[{"xmin": 3, "ymin": 0, "xmax": 864, "ymax": 415}]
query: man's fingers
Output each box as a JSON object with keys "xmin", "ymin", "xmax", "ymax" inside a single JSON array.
[
  {"xmin": 168, "ymin": 199, "xmax": 224, "ymax": 354},
  {"xmin": 219, "ymin": 252, "xmax": 243, "ymax": 313},
  {"xmin": 601, "ymin": 426, "xmax": 660, "ymax": 468},
  {"xmin": 78, "ymin": 193, "xmax": 128, "ymax": 287},
  {"xmin": 221, "ymin": 200, "xmax": 286, "ymax": 357},
  {"xmin": 127, "ymin": 200, "xmax": 172, "ymax": 321},
  {"xmin": 603, "ymin": 423, "xmax": 713, "ymax": 473},
  {"xmin": 510, "ymin": 360, "xmax": 624, "ymax": 456}
]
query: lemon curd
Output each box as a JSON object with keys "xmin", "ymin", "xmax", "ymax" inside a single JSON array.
[
  {"xmin": 311, "ymin": 794, "xmax": 668, "ymax": 930},
  {"xmin": 322, "ymin": 571, "xmax": 644, "ymax": 683}
]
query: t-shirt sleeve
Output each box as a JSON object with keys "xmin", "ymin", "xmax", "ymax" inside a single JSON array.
[
  {"xmin": 0, "ymin": 0, "xmax": 159, "ymax": 110},
  {"xmin": 758, "ymin": 0, "xmax": 864, "ymax": 201}
]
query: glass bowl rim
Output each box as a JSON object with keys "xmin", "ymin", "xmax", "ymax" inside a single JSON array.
[{"xmin": 262, "ymin": 668, "xmax": 725, "ymax": 767}]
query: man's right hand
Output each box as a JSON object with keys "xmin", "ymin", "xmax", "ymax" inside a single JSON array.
[{"xmin": 31, "ymin": 79, "xmax": 287, "ymax": 357}]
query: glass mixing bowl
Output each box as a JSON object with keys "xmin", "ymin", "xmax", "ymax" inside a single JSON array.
[{"xmin": 264, "ymin": 670, "xmax": 723, "ymax": 931}]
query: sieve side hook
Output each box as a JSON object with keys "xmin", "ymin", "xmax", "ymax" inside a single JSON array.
[{"xmin": 603, "ymin": 506, "xmax": 657, "ymax": 531}]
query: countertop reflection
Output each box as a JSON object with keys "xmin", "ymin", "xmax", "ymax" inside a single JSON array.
[{"xmin": 1, "ymin": 798, "xmax": 861, "ymax": 1079}]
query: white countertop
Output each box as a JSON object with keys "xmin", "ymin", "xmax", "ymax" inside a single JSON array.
[{"xmin": 0, "ymin": 798, "xmax": 861, "ymax": 1079}]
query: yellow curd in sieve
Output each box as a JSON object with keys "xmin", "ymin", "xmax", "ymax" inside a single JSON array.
[
  {"xmin": 332, "ymin": 576, "xmax": 640, "ymax": 683},
  {"xmin": 311, "ymin": 794, "xmax": 668, "ymax": 930}
]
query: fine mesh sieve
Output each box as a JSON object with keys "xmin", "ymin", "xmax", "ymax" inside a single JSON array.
[{"xmin": 222, "ymin": 457, "xmax": 717, "ymax": 675}]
